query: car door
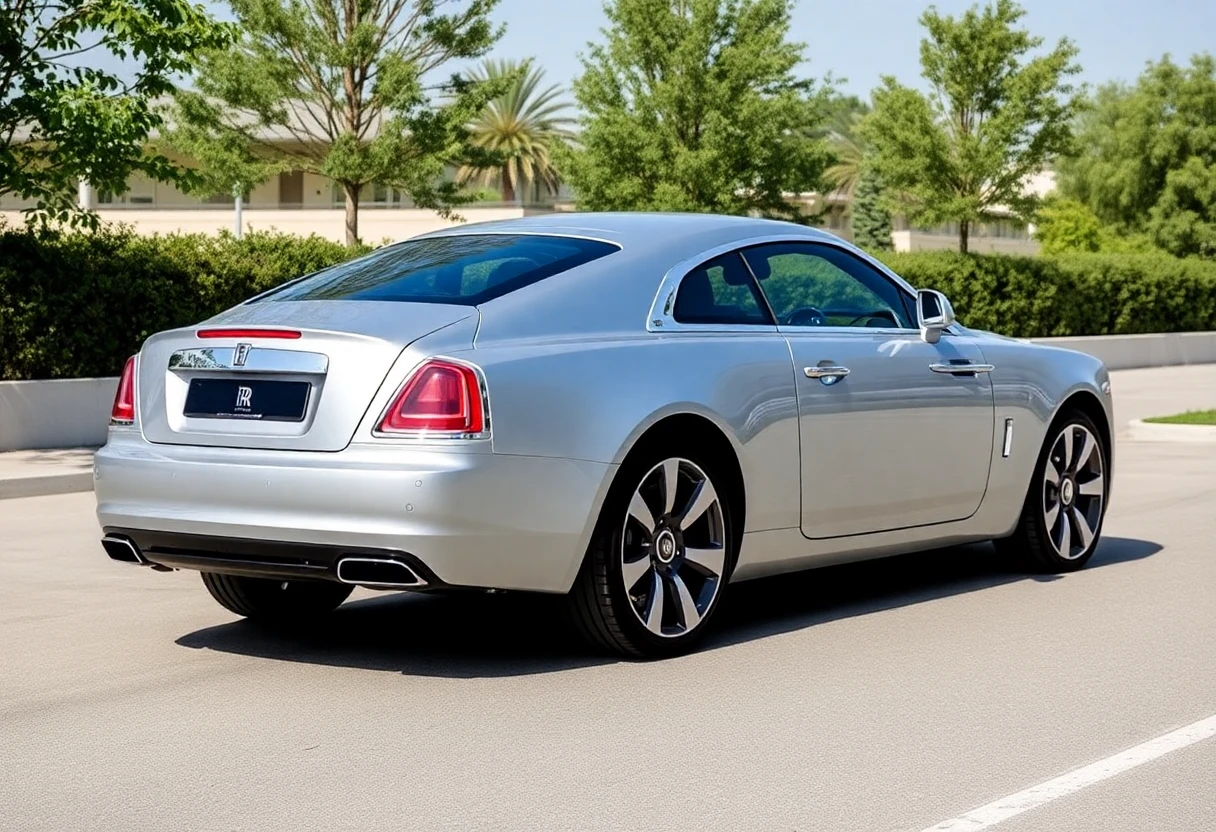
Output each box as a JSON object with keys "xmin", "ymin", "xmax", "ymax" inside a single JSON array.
[{"xmin": 740, "ymin": 242, "xmax": 995, "ymax": 539}]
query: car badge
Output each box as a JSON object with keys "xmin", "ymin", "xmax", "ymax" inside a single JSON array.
[{"xmin": 233, "ymin": 343, "xmax": 252, "ymax": 367}]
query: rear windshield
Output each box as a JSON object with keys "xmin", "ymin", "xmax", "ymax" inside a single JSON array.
[{"xmin": 256, "ymin": 234, "xmax": 620, "ymax": 305}]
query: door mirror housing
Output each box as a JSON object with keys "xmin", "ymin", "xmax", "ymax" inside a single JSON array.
[{"xmin": 916, "ymin": 289, "xmax": 956, "ymax": 344}]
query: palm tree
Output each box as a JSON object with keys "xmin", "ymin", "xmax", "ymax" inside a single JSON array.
[
  {"xmin": 458, "ymin": 59, "xmax": 575, "ymax": 204},
  {"xmin": 823, "ymin": 99, "xmax": 871, "ymax": 200}
]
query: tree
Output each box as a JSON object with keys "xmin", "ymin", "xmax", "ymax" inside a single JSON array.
[
  {"xmin": 172, "ymin": 0, "xmax": 504, "ymax": 244},
  {"xmin": 0, "ymin": 0, "xmax": 232, "ymax": 224},
  {"xmin": 1033, "ymin": 197, "xmax": 1102, "ymax": 253},
  {"xmin": 850, "ymin": 168, "xmax": 891, "ymax": 251},
  {"xmin": 561, "ymin": 0, "xmax": 831, "ymax": 219},
  {"xmin": 862, "ymin": 0, "xmax": 1081, "ymax": 252},
  {"xmin": 456, "ymin": 59, "xmax": 574, "ymax": 204},
  {"xmin": 822, "ymin": 95, "xmax": 870, "ymax": 200},
  {"xmin": 1058, "ymin": 55, "xmax": 1216, "ymax": 258}
]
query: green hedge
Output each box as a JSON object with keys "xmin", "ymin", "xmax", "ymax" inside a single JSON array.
[
  {"xmin": 0, "ymin": 226, "xmax": 367, "ymax": 380},
  {"xmin": 878, "ymin": 251, "xmax": 1216, "ymax": 338},
  {"xmin": 2, "ymin": 227, "xmax": 1215, "ymax": 381}
]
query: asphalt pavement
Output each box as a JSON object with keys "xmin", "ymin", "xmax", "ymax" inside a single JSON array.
[{"xmin": 1, "ymin": 367, "xmax": 1214, "ymax": 831}]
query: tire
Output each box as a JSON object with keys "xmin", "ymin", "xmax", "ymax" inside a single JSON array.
[
  {"xmin": 569, "ymin": 447, "xmax": 736, "ymax": 658},
  {"xmin": 200, "ymin": 572, "xmax": 353, "ymax": 623},
  {"xmin": 996, "ymin": 409, "xmax": 1109, "ymax": 573}
]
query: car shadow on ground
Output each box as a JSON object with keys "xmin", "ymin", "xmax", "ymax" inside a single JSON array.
[{"xmin": 175, "ymin": 536, "xmax": 1161, "ymax": 679}]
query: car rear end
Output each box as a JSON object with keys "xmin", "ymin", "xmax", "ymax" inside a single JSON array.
[{"xmin": 94, "ymin": 233, "xmax": 620, "ymax": 595}]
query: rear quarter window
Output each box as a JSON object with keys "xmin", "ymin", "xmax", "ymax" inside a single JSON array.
[{"xmin": 257, "ymin": 234, "xmax": 620, "ymax": 305}]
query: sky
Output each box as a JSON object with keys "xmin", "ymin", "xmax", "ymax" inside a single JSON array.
[
  {"xmin": 86, "ymin": 0, "xmax": 1216, "ymax": 99},
  {"xmin": 479, "ymin": 0, "xmax": 1216, "ymax": 97}
]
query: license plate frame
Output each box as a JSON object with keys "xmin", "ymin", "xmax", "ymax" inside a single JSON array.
[{"xmin": 183, "ymin": 378, "xmax": 311, "ymax": 422}]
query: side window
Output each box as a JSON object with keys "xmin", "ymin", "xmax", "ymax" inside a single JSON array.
[
  {"xmin": 673, "ymin": 252, "xmax": 774, "ymax": 326},
  {"xmin": 741, "ymin": 243, "xmax": 913, "ymax": 329}
]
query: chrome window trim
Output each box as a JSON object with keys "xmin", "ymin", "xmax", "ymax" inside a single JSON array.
[
  {"xmin": 646, "ymin": 234, "xmax": 961, "ymax": 337},
  {"xmin": 168, "ymin": 347, "xmax": 329, "ymax": 374}
]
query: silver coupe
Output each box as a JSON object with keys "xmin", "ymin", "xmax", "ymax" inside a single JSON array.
[{"xmin": 95, "ymin": 213, "xmax": 1113, "ymax": 657}]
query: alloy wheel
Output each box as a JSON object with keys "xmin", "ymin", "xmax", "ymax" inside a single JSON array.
[
  {"xmin": 1042, "ymin": 423, "xmax": 1105, "ymax": 560},
  {"xmin": 621, "ymin": 457, "xmax": 726, "ymax": 638}
]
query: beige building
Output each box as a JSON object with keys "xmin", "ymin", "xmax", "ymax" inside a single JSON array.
[{"xmin": 0, "ymin": 128, "xmax": 1055, "ymax": 250}]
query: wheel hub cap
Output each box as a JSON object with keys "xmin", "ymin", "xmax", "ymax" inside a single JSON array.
[
  {"xmin": 654, "ymin": 529, "xmax": 678, "ymax": 564},
  {"xmin": 1060, "ymin": 478, "xmax": 1075, "ymax": 506}
]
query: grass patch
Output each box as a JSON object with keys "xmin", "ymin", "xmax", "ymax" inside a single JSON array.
[{"xmin": 1143, "ymin": 410, "xmax": 1216, "ymax": 425}]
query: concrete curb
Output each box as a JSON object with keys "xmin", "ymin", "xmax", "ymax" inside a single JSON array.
[
  {"xmin": 1127, "ymin": 418, "xmax": 1216, "ymax": 444},
  {"xmin": 0, "ymin": 472, "xmax": 95, "ymax": 500}
]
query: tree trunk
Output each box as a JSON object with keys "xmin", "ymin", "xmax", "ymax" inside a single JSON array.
[
  {"xmin": 959, "ymin": 219, "xmax": 970, "ymax": 254},
  {"xmin": 501, "ymin": 166, "xmax": 515, "ymax": 204},
  {"xmin": 343, "ymin": 182, "xmax": 360, "ymax": 246}
]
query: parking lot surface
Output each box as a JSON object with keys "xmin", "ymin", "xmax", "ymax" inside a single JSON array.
[{"xmin": 1, "ymin": 367, "xmax": 1214, "ymax": 831}]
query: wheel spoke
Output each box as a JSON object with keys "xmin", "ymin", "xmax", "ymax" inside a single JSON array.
[
  {"xmin": 1078, "ymin": 473, "xmax": 1104, "ymax": 497},
  {"xmin": 684, "ymin": 546, "xmax": 725, "ymax": 579},
  {"xmin": 679, "ymin": 478, "xmax": 719, "ymax": 528},
  {"xmin": 1044, "ymin": 458, "xmax": 1061, "ymax": 487},
  {"xmin": 1071, "ymin": 506, "xmax": 1095, "ymax": 550},
  {"xmin": 1076, "ymin": 430, "xmax": 1097, "ymax": 473},
  {"xmin": 672, "ymin": 574, "xmax": 701, "ymax": 631},
  {"xmin": 661, "ymin": 459, "xmax": 680, "ymax": 515},
  {"xmin": 1044, "ymin": 499, "xmax": 1060, "ymax": 533},
  {"xmin": 1061, "ymin": 427, "xmax": 1074, "ymax": 471},
  {"xmin": 1056, "ymin": 510, "xmax": 1072, "ymax": 557},
  {"xmin": 644, "ymin": 571, "xmax": 665, "ymax": 634},
  {"xmin": 622, "ymin": 556, "xmax": 652, "ymax": 591},
  {"xmin": 628, "ymin": 491, "xmax": 656, "ymax": 534}
]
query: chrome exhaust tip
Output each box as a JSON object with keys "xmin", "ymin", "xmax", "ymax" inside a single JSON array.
[
  {"xmin": 335, "ymin": 557, "xmax": 427, "ymax": 589},
  {"xmin": 101, "ymin": 535, "xmax": 146, "ymax": 565}
]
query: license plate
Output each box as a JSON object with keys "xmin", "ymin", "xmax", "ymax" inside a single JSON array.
[{"xmin": 184, "ymin": 379, "xmax": 311, "ymax": 422}]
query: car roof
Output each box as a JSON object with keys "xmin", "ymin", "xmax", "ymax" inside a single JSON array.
[{"xmin": 415, "ymin": 211, "xmax": 841, "ymax": 249}]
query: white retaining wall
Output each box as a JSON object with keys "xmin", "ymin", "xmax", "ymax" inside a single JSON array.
[
  {"xmin": 3, "ymin": 332, "xmax": 1215, "ymax": 451},
  {"xmin": 0, "ymin": 378, "xmax": 118, "ymax": 451}
]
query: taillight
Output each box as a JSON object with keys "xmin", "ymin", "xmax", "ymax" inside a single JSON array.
[
  {"xmin": 377, "ymin": 359, "xmax": 486, "ymax": 435},
  {"xmin": 196, "ymin": 328, "xmax": 301, "ymax": 339},
  {"xmin": 111, "ymin": 356, "xmax": 136, "ymax": 425}
]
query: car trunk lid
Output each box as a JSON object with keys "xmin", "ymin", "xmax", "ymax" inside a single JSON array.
[{"xmin": 138, "ymin": 301, "xmax": 474, "ymax": 451}]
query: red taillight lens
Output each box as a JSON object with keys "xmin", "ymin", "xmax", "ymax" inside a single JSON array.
[
  {"xmin": 111, "ymin": 356, "xmax": 136, "ymax": 425},
  {"xmin": 377, "ymin": 360, "xmax": 485, "ymax": 434},
  {"xmin": 196, "ymin": 329, "xmax": 301, "ymax": 339}
]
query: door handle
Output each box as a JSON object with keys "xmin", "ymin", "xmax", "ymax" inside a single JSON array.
[
  {"xmin": 805, "ymin": 365, "xmax": 851, "ymax": 384},
  {"xmin": 930, "ymin": 362, "xmax": 995, "ymax": 375}
]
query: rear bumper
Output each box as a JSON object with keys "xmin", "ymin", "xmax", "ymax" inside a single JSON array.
[{"xmin": 94, "ymin": 431, "xmax": 614, "ymax": 593}]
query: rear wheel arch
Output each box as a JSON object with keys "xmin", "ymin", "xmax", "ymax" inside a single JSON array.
[{"xmin": 612, "ymin": 413, "xmax": 746, "ymax": 552}]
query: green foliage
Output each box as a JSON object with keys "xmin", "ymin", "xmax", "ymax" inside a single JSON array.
[
  {"xmin": 169, "ymin": 0, "xmax": 505, "ymax": 244},
  {"xmin": 1033, "ymin": 198, "xmax": 1103, "ymax": 253},
  {"xmin": 1143, "ymin": 410, "xmax": 1216, "ymax": 425},
  {"xmin": 456, "ymin": 59, "xmax": 575, "ymax": 203},
  {"xmin": 1034, "ymin": 197, "xmax": 1160, "ymax": 254},
  {"xmin": 822, "ymin": 94, "xmax": 871, "ymax": 199},
  {"xmin": 561, "ymin": 0, "xmax": 831, "ymax": 219},
  {"xmin": 0, "ymin": 226, "xmax": 366, "ymax": 380},
  {"xmin": 862, "ymin": 0, "xmax": 1081, "ymax": 252},
  {"xmin": 850, "ymin": 169, "xmax": 892, "ymax": 252},
  {"xmin": 0, "ymin": 0, "xmax": 233, "ymax": 224},
  {"xmin": 1058, "ymin": 55, "xmax": 1216, "ymax": 258},
  {"xmin": 878, "ymin": 250, "xmax": 1216, "ymax": 337}
]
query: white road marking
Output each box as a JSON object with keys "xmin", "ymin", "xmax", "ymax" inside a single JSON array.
[{"xmin": 919, "ymin": 713, "xmax": 1216, "ymax": 831}]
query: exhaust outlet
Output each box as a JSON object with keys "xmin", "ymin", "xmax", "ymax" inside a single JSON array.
[
  {"xmin": 336, "ymin": 557, "xmax": 426, "ymax": 588},
  {"xmin": 102, "ymin": 536, "xmax": 146, "ymax": 565}
]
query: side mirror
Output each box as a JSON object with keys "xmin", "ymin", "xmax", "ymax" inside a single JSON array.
[{"xmin": 916, "ymin": 289, "xmax": 956, "ymax": 344}]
